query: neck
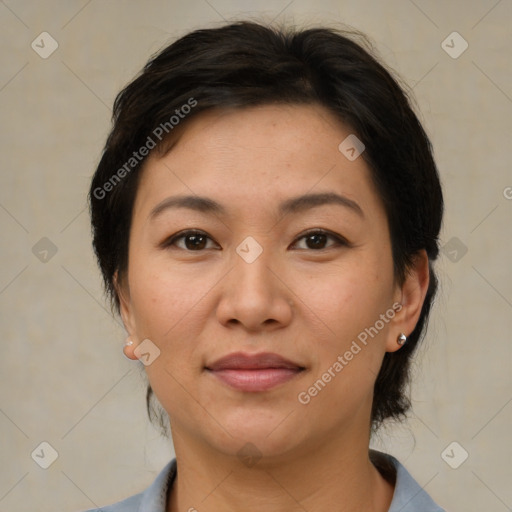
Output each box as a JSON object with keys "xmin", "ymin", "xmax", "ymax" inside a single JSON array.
[{"xmin": 167, "ymin": 426, "xmax": 394, "ymax": 512}]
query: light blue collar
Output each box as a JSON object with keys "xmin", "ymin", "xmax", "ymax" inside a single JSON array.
[{"xmin": 86, "ymin": 451, "xmax": 445, "ymax": 511}]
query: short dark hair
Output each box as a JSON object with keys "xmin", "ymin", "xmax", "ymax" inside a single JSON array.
[{"xmin": 89, "ymin": 20, "xmax": 443, "ymax": 434}]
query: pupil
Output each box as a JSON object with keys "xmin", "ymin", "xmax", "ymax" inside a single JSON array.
[
  {"xmin": 308, "ymin": 233, "xmax": 326, "ymax": 249},
  {"xmin": 186, "ymin": 234, "xmax": 206, "ymax": 250}
]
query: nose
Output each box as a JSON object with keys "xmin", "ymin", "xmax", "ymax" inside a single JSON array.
[{"xmin": 215, "ymin": 249, "xmax": 294, "ymax": 332}]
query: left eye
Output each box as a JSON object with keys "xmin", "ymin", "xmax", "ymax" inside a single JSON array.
[{"xmin": 292, "ymin": 230, "xmax": 346, "ymax": 250}]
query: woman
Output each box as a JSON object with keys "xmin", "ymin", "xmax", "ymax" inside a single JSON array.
[{"xmin": 86, "ymin": 20, "xmax": 445, "ymax": 512}]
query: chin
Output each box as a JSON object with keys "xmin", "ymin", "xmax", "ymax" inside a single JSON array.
[{"xmin": 202, "ymin": 417, "xmax": 307, "ymax": 465}]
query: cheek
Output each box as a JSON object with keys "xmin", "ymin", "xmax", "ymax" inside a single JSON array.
[
  {"xmin": 295, "ymin": 255, "xmax": 395, "ymax": 391},
  {"xmin": 129, "ymin": 264, "xmax": 205, "ymax": 410},
  {"xmin": 126, "ymin": 258, "xmax": 215, "ymax": 385},
  {"xmin": 298, "ymin": 256, "xmax": 392, "ymax": 333},
  {"xmin": 127, "ymin": 258, "xmax": 209, "ymax": 338}
]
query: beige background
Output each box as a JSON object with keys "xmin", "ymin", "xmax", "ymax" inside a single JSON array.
[{"xmin": 1, "ymin": 1, "xmax": 511, "ymax": 511}]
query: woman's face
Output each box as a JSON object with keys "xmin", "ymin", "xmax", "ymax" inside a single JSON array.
[{"xmin": 120, "ymin": 104, "xmax": 421, "ymax": 460}]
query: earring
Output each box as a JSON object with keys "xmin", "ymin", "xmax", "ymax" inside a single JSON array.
[
  {"xmin": 123, "ymin": 338, "xmax": 134, "ymax": 360},
  {"xmin": 397, "ymin": 333, "xmax": 407, "ymax": 346}
]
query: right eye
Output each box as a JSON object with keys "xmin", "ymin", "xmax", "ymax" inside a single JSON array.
[{"xmin": 162, "ymin": 230, "xmax": 220, "ymax": 251}]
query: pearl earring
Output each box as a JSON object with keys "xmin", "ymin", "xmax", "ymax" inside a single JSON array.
[{"xmin": 397, "ymin": 333, "xmax": 407, "ymax": 346}]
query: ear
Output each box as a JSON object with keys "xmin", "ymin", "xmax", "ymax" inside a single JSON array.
[
  {"xmin": 386, "ymin": 250, "xmax": 430, "ymax": 353},
  {"xmin": 114, "ymin": 270, "xmax": 139, "ymax": 361}
]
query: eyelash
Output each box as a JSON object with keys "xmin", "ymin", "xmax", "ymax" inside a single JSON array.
[{"xmin": 162, "ymin": 229, "xmax": 349, "ymax": 252}]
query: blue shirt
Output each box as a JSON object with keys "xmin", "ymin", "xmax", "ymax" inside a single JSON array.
[{"xmin": 82, "ymin": 451, "xmax": 445, "ymax": 511}]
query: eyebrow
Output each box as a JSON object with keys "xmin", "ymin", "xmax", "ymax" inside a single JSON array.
[
  {"xmin": 149, "ymin": 192, "xmax": 364, "ymax": 220},
  {"xmin": 278, "ymin": 192, "xmax": 364, "ymax": 218}
]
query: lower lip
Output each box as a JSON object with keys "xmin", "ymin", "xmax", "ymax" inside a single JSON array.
[{"xmin": 207, "ymin": 368, "xmax": 303, "ymax": 392}]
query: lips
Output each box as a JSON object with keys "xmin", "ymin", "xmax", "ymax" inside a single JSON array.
[
  {"xmin": 206, "ymin": 352, "xmax": 304, "ymax": 371},
  {"xmin": 205, "ymin": 352, "xmax": 305, "ymax": 392}
]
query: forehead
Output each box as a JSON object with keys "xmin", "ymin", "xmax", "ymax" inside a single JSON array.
[{"xmin": 133, "ymin": 104, "xmax": 384, "ymax": 222}]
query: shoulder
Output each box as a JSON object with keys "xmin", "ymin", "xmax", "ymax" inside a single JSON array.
[
  {"xmin": 80, "ymin": 493, "xmax": 143, "ymax": 512},
  {"xmin": 370, "ymin": 450, "xmax": 446, "ymax": 512},
  {"xmin": 79, "ymin": 459, "xmax": 177, "ymax": 512}
]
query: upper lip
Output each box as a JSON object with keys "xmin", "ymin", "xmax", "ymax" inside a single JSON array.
[{"xmin": 206, "ymin": 352, "xmax": 305, "ymax": 371}]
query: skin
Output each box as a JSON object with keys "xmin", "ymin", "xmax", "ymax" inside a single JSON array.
[{"xmin": 118, "ymin": 104, "xmax": 429, "ymax": 512}]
